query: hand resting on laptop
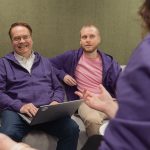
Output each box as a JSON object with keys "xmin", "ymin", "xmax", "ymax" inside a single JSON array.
[
  {"xmin": 20, "ymin": 103, "xmax": 38, "ymax": 118},
  {"xmin": 19, "ymin": 100, "xmax": 83, "ymax": 126},
  {"xmin": 20, "ymin": 101, "xmax": 59, "ymax": 118}
]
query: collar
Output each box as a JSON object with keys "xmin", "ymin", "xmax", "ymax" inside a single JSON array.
[{"xmin": 14, "ymin": 51, "xmax": 35, "ymax": 61}]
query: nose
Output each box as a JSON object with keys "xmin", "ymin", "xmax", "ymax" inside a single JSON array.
[
  {"xmin": 85, "ymin": 37, "xmax": 91, "ymax": 42},
  {"xmin": 19, "ymin": 37, "xmax": 26, "ymax": 43}
]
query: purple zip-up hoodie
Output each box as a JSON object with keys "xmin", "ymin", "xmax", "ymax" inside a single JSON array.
[
  {"xmin": 0, "ymin": 52, "xmax": 64, "ymax": 112},
  {"xmin": 50, "ymin": 48, "xmax": 121, "ymax": 100},
  {"xmin": 100, "ymin": 34, "xmax": 150, "ymax": 149}
]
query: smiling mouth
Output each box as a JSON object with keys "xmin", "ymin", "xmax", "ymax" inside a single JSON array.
[{"xmin": 18, "ymin": 45, "xmax": 28, "ymax": 49}]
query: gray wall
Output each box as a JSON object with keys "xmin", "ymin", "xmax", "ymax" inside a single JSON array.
[{"xmin": 0, "ymin": 0, "xmax": 142, "ymax": 64}]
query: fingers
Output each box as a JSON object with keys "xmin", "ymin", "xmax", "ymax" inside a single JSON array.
[
  {"xmin": 75, "ymin": 90, "xmax": 93, "ymax": 108},
  {"xmin": 98, "ymin": 84, "xmax": 108, "ymax": 95},
  {"xmin": 98, "ymin": 84, "xmax": 103, "ymax": 93},
  {"xmin": 20, "ymin": 103, "xmax": 38, "ymax": 117},
  {"xmin": 84, "ymin": 96, "xmax": 96, "ymax": 109},
  {"xmin": 75, "ymin": 90, "xmax": 89, "ymax": 99},
  {"xmin": 64, "ymin": 75, "xmax": 77, "ymax": 86},
  {"xmin": 99, "ymin": 84, "xmax": 112, "ymax": 99},
  {"xmin": 74, "ymin": 91, "xmax": 83, "ymax": 98},
  {"xmin": 50, "ymin": 101, "xmax": 59, "ymax": 105},
  {"xmin": 82, "ymin": 90, "xmax": 94, "ymax": 99},
  {"xmin": 75, "ymin": 89, "xmax": 94, "ymax": 100}
]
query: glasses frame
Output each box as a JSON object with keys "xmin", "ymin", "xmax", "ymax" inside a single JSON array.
[{"xmin": 12, "ymin": 35, "xmax": 31, "ymax": 42}]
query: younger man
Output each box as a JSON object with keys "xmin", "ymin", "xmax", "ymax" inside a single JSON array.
[{"xmin": 50, "ymin": 24, "xmax": 121, "ymax": 136}]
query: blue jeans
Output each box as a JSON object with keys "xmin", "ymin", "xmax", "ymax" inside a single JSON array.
[{"xmin": 0, "ymin": 110, "xmax": 79, "ymax": 150}]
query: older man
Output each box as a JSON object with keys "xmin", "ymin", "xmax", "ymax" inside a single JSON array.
[{"xmin": 0, "ymin": 22, "xmax": 79, "ymax": 150}]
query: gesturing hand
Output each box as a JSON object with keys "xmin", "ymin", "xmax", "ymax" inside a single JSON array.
[{"xmin": 75, "ymin": 84, "xmax": 118, "ymax": 118}]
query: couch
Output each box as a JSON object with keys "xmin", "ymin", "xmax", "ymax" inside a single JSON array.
[{"xmin": 0, "ymin": 65, "xmax": 126, "ymax": 150}]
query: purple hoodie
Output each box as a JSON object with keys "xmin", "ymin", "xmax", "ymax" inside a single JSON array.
[
  {"xmin": 0, "ymin": 52, "xmax": 64, "ymax": 112},
  {"xmin": 50, "ymin": 48, "xmax": 121, "ymax": 100},
  {"xmin": 100, "ymin": 34, "xmax": 150, "ymax": 149}
]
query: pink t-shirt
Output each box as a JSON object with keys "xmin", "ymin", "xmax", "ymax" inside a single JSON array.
[{"xmin": 75, "ymin": 53, "xmax": 103, "ymax": 94}]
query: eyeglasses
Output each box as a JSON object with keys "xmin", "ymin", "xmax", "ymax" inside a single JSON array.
[{"xmin": 12, "ymin": 35, "xmax": 31, "ymax": 42}]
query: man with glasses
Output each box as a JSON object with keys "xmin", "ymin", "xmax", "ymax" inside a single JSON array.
[{"xmin": 0, "ymin": 22, "xmax": 79, "ymax": 150}]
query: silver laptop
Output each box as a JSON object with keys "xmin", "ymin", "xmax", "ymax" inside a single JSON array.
[{"xmin": 19, "ymin": 99, "xmax": 83, "ymax": 126}]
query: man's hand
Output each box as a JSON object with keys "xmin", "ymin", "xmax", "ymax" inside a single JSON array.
[
  {"xmin": 50, "ymin": 101, "xmax": 59, "ymax": 105},
  {"xmin": 20, "ymin": 103, "xmax": 38, "ymax": 117},
  {"xmin": 63, "ymin": 75, "xmax": 77, "ymax": 86},
  {"xmin": 75, "ymin": 84, "xmax": 118, "ymax": 118}
]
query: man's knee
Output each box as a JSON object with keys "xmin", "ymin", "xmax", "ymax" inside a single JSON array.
[
  {"xmin": 84, "ymin": 114, "xmax": 103, "ymax": 124},
  {"xmin": 83, "ymin": 115, "xmax": 103, "ymax": 136},
  {"xmin": 85, "ymin": 122, "xmax": 100, "ymax": 136}
]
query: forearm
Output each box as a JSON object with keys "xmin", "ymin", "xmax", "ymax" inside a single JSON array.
[{"xmin": 0, "ymin": 93, "xmax": 23, "ymax": 112}]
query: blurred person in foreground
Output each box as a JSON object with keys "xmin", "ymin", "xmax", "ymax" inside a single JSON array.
[{"xmin": 0, "ymin": 133, "xmax": 37, "ymax": 150}]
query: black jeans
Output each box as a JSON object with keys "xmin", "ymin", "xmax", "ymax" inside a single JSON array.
[{"xmin": 81, "ymin": 135, "xmax": 103, "ymax": 150}]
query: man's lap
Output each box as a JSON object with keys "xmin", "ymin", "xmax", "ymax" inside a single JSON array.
[
  {"xmin": 78, "ymin": 103, "xmax": 107, "ymax": 123},
  {"xmin": 0, "ymin": 110, "xmax": 79, "ymax": 141}
]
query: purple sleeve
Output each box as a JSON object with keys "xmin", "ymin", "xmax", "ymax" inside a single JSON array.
[
  {"xmin": 50, "ymin": 50, "xmax": 75, "ymax": 81},
  {"xmin": 0, "ymin": 59, "xmax": 24, "ymax": 111},
  {"xmin": 50, "ymin": 53, "xmax": 68, "ymax": 81},
  {"xmin": 100, "ymin": 35, "xmax": 150, "ymax": 150},
  {"xmin": 50, "ymin": 66, "xmax": 65, "ymax": 103}
]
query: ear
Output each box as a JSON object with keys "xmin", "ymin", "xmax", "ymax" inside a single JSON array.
[
  {"xmin": 98, "ymin": 36, "xmax": 101, "ymax": 45},
  {"xmin": 79, "ymin": 39, "xmax": 82, "ymax": 46}
]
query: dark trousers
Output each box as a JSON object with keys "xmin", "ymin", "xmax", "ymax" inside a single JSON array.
[
  {"xmin": 0, "ymin": 110, "xmax": 79, "ymax": 150},
  {"xmin": 81, "ymin": 135, "xmax": 103, "ymax": 150}
]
